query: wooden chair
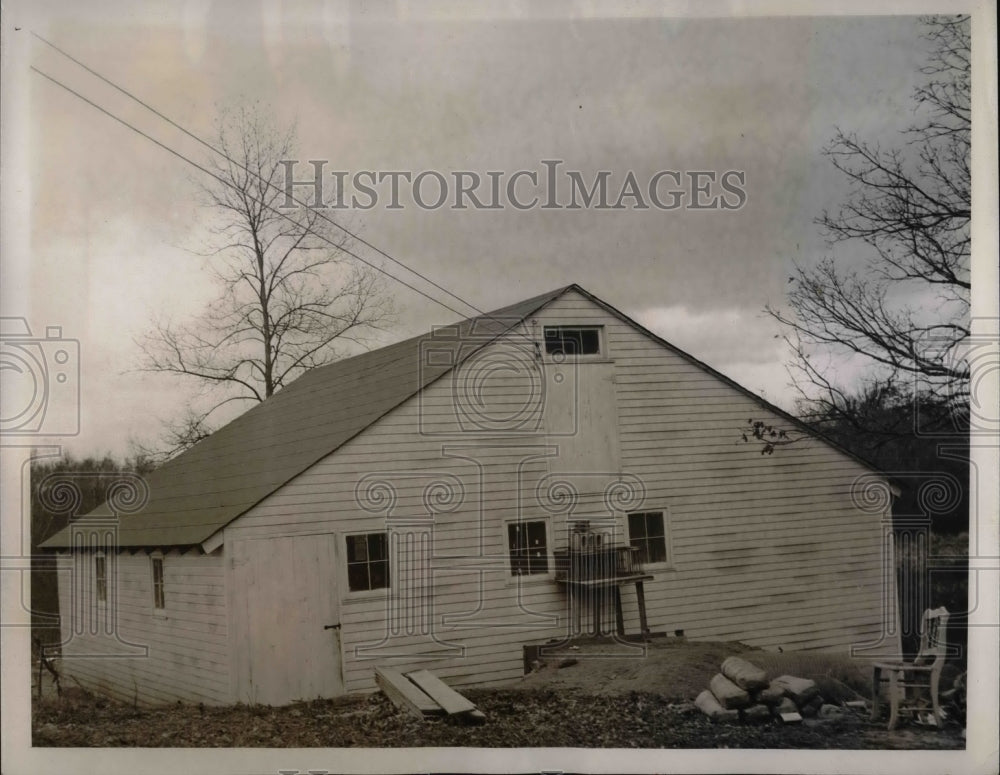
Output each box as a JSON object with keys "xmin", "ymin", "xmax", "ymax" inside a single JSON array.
[{"xmin": 871, "ymin": 607, "xmax": 950, "ymax": 730}]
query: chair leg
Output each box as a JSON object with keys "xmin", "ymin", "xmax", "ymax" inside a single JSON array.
[
  {"xmin": 930, "ymin": 671, "xmax": 942, "ymax": 727},
  {"xmin": 871, "ymin": 667, "xmax": 882, "ymax": 722},
  {"xmin": 887, "ymin": 671, "xmax": 900, "ymax": 731}
]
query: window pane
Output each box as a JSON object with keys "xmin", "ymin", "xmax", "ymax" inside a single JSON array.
[
  {"xmin": 647, "ymin": 536, "xmax": 667, "ymax": 564},
  {"xmin": 645, "ymin": 512, "xmax": 665, "ymax": 540},
  {"xmin": 544, "ymin": 327, "xmax": 601, "ymax": 356},
  {"xmin": 152, "ymin": 558, "xmax": 165, "ymax": 608},
  {"xmin": 347, "ymin": 563, "xmax": 369, "ymax": 592},
  {"xmin": 508, "ymin": 524, "xmax": 525, "ymax": 553},
  {"xmin": 545, "ymin": 330, "xmax": 580, "ymax": 355},
  {"xmin": 95, "ymin": 557, "xmax": 106, "ymax": 602},
  {"xmin": 628, "ymin": 513, "xmax": 646, "ymax": 540},
  {"xmin": 368, "ymin": 532, "xmax": 388, "ymax": 561},
  {"xmin": 527, "ymin": 547, "xmax": 549, "ymax": 575},
  {"xmin": 346, "ymin": 535, "xmax": 368, "ymax": 563},
  {"xmin": 369, "ymin": 560, "xmax": 389, "ymax": 590}
]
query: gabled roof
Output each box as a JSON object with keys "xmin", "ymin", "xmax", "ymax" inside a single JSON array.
[
  {"xmin": 41, "ymin": 283, "xmax": 890, "ymax": 550},
  {"xmin": 41, "ymin": 286, "xmax": 569, "ymax": 548}
]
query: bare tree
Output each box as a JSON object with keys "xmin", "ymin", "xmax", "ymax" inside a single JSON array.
[
  {"xmin": 768, "ymin": 16, "xmax": 970, "ymax": 434},
  {"xmin": 138, "ymin": 103, "xmax": 394, "ymax": 457}
]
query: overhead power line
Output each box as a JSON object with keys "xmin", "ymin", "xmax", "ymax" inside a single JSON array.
[
  {"xmin": 30, "ymin": 63, "xmax": 477, "ymax": 320},
  {"xmin": 31, "ymin": 30, "xmax": 485, "ymax": 319}
]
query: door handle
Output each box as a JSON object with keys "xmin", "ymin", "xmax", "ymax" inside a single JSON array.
[{"xmin": 324, "ymin": 624, "xmax": 341, "ymax": 630}]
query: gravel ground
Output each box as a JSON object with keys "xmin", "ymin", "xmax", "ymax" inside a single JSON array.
[
  {"xmin": 32, "ymin": 686, "xmax": 963, "ymax": 749},
  {"xmin": 32, "ymin": 638, "xmax": 966, "ymax": 749}
]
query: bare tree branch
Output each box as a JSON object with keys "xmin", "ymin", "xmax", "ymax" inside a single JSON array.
[
  {"xmin": 766, "ymin": 16, "xmax": 970, "ymax": 433},
  {"xmin": 136, "ymin": 102, "xmax": 396, "ymax": 458}
]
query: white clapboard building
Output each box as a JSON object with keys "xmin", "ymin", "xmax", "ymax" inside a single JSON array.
[{"xmin": 42, "ymin": 285, "xmax": 901, "ymax": 706}]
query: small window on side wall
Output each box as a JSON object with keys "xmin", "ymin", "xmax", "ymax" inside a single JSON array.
[
  {"xmin": 95, "ymin": 554, "xmax": 107, "ymax": 603},
  {"xmin": 346, "ymin": 532, "xmax": 390, "ymax": 592},
  {"xmin": 628, "ymin": 511, "xmax": 668, "ymax": 565},
  {"xmin": 151, "ymin": 556, "xmax": 165, "ymax": 609},
  {"xmin": 543, "ymin": 326, "xmax": 602, "ymax": 356},
  {"xmin": 508, "ymin": 520, "xmax": 549, "ymax": 576}
]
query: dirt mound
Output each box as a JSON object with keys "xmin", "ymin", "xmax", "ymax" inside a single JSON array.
[{"xmin": 508, "ymin": 637, "xmax": 869, "ymax": 702}]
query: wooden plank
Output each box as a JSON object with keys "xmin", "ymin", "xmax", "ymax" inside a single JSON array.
[
  {"xmin": 406, "ymin": 669, "xmax": 477, "ymax": 715},
  {"xmin": 375, "ymin": 667, "xmax": 441, "ymax": 718}
]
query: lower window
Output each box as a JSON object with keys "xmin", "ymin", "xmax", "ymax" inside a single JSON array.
[
  {"xmin": 346, "ymin": 532, "xmax": 390, "ymax": 591},
  {"xmin": 628, "ymin": 511, "xmax": 668, "ymax": 564},
  {"xmin": 508, "ymin": 520, "xmax": 549, "ymax": 576}
]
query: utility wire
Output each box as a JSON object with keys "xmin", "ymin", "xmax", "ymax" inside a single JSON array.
[
  {"xmin": 31, "ymin": 31, "xmax": 485, "ymax": 320},
  {"xmin": 30, "ymin": 65, "xmax": 475, "ymax": 320},
  {"xmin": 31, "ymin": 35, "xmax": 544, "ymax": 352}
]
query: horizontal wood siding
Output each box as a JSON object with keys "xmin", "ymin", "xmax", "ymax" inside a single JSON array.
[
  {"xmin": 227, "ymin": 340, "xmax": 573, "ymax": 695},
  {"xmin": 226, "ymin": 289, "xmax": 897, "ymax": 701},
  {"xmin": 532, "ymin": 290, "xmax": 897, "ymax": 656},
  {"xmin": 55, "ymin": 549, "xmax": 230, "ymax": 705}
]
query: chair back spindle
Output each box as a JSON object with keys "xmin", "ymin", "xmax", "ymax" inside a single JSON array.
[{"xmin": 914, "ymin": 606, "xmax": 949, "ymax": 666}]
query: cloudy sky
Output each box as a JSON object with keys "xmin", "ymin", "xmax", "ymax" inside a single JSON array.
[{"xmin": 0, "ymin": 1, "xmax": 985, "ymax": 459}]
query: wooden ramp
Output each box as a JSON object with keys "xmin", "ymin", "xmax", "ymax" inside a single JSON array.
[{"xmin": 375, "ymin": 667, "xmax": 485, "ymax": 723}]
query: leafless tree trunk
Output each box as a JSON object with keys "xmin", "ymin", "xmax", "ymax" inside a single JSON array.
[
  {"xmin": 767, "ymin": 16, "xmax": 970, "ymax": 434},
  {"xmin": 138, "ymin": 103, "xmax": 394, "ymax": 458}
]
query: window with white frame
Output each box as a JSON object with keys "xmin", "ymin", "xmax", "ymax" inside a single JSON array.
[
  {"xmin": 543, "ymin": 325, "xmax": 602, "ymax": 356},
  {"xmin": 627, "ymin": 511, "xmax": 669, "ymax": 565},
  {"xmin": 151, "ymin": 556, "xmax": 165, "ymax": 609},
  {"xmin": 346, "ymin": 532, "xmax": 390, "ymax": 592},
  {"xmin": 507, "ymin": 520, "xmax": 549, "ymax": 576}
]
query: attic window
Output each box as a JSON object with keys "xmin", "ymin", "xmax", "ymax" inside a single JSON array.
[
  {"xmin": 544, "ymin": 326, "xmax": 602, "ymax": 356},
  {"xmin": 347, "ymin": 532, "xmax": 390, "ymax": 592}
]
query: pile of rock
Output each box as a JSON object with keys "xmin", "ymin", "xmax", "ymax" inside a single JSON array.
[{"xmin": 694, "ymin": 657, "xmax": 858, "ymax": 725}]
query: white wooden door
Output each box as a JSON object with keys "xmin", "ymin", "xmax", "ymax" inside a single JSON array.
[
  {"xmin": 231, "ymin": 533, "xmax": 343, "ymax": 704},
  {"xmin": 544, "ymin": 361, "xmax": 621, "ymax": 477}
]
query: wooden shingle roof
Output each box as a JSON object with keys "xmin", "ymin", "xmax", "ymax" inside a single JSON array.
[{"xmin": 41, "ymin": 286, "xmax": 571, "ymax": 548}]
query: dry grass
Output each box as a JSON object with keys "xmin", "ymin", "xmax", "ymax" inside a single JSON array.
[{"xmin": 32, "ymin": 638, "xmax": 966, "ymax": 749}]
